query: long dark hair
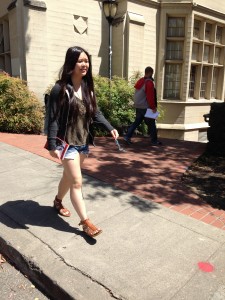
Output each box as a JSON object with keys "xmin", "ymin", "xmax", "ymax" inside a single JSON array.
[{"xmin": 56, "ymin": 46, "xmax": 97, "ymax": 129}]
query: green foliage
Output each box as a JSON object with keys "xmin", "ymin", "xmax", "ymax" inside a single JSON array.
[
  {"xmin": 94, "ymin": 73, "xmax": 164, "ymax": 136},
  {"xmin": 0, "ymin": 74, "xmax": 44, "ymax": 134},
  {"xmin": 94, "ymin": 75, "xmax": 135, "ymax": 135}
]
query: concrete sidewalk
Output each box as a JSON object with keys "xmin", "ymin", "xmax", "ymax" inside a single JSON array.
[{"xmin": 1, "ymin": 141, "xmax": 225, "ymax": 299}]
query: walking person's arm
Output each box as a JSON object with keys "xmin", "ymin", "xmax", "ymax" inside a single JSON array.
[
  {"xmin": 93, "ymin": 109, "xmax": 119, "ymax": 139},
  {"xmin": 145, "ymin": 80, "xmax": 156, "ymax": 112}
]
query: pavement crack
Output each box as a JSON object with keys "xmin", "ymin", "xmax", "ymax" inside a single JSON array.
[{"xmin": 34, "ymin": 238, "xmax": 125, "ymax": 299}]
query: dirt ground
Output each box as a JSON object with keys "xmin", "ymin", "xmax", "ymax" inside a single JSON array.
[{"xmin": 182, "ymin": 150, "xmax": 225, "ymax": 210}]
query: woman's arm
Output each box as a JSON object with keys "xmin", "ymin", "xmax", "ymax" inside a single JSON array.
[
  {"xmin": 92, "ymin": 109, "xmax": 119, "ymax": 139},
  {"xmin": 46, "ymin": 83, "xmax": 61, "ymax": 150},
  {"xmin": 93, "ymin": 109, "xmax": 114, "ymax": 131}
]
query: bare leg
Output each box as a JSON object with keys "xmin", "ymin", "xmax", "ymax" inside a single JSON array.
[
  {"xmin": 57, "ymin": 170, "xmax": 70, "ymax": 200},
  {"xmin": 62, "ymin": 154, "xmax": 102, "ymax": 237},
  {"xmin": 62, "ymin": 153, "xmax": 87, "ymax": 220},
  {"xmin": 57, "ymin": 152, "xmax": 86, "ymax": 200},
  {"xmin": 53, "ymin": 169, "xmax": 71, "ymax": 217}
]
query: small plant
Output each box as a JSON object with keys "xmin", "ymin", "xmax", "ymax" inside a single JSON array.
[
  {"xmin": 94, "ymin": 75, "xmax": 135, "ymax": 135},
  {"xmin": 0, "ymin": 74, "xmax": 44, "ymax": 134}
]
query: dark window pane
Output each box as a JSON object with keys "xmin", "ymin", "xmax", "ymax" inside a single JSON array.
[
  {"xmin": 189, "ymin": 66, "xmax": 196, "ymax": 98},
  {"xmin": 167, "ymin": 17, "xmax": 185, "ymax": 37},
  {"xmin": 164, "ymin": 64, "xmax": 181, "ymax": 99}
]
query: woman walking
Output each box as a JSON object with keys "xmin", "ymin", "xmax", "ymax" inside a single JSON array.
[{"xmin": 46, "ymin": 46, "xmax": 119, "ymax": 237}]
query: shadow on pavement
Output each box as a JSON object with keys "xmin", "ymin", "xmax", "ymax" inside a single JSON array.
[{"xmin": 0, "ymin": 200, "xmax": 97, "ymax": 245}]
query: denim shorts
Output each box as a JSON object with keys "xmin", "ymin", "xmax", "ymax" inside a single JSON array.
[{"xmin": 56, "ymin": 144, "xmax": 89, "ymax": 160}]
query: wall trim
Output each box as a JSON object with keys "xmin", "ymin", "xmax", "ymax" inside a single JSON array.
[
  {"xmin": 157, "ymin": 122, "xmax": 209, "ymax": 130},
  {"xmin": 194, "ymin": 4, "xmax": 225, "ymax": 20},
  {"xmin": 160, "ymin": 100, "xmax": 223, "ymax": 105},
  {"xmin": 7, "ymin": 0, "xmax": 17, "ymax": 11},
  {"xmin": 23, "ymin": 0, "xmax": 47, "ymax": 11},
  {"xmin": 127, "ymin": 12, "xmax": 145, "ymax": 25},
  {"xmin": 128, "ymin": 0, "xmax": 159, "ymax": 9}
]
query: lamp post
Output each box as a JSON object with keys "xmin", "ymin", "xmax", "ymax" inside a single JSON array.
[{"xmin": 103, "ymin": 0, "xmax": 118, "ymax": 80}]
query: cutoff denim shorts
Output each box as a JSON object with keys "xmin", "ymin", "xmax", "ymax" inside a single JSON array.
[{"xmin": 56, "ymin": 144, "xmax": 89, "ymax": 160}]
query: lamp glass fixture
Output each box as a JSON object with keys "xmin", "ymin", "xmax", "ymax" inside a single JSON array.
[{"xmin": 103, "ymin": 0, "xmax": 118, "ymax": 19}]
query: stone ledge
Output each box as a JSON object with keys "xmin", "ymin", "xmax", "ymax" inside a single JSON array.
[
  {"xmin": 8, "ymin": 0, "xmax": 47, "ymax": 11},
  {"xmin": 157, "ymin": 122, "xmax": 209, "ymax": 130},
  {"xmin": 7, "ymin": 0, "xmax": 17, "ymax": 11},
  {"xmin": 23, "ymin": 0, "xmax": 47, "ymax": 11}
]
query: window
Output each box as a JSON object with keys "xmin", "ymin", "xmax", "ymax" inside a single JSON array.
[
  {"xmin": 205, "ymin": 23, "xmax": 212, "ymax": 41},
  {"xmin": 200, "ymin": 66, "xmax": 208, "ymax": 98},
  {"xmin": 193, "ymin": 20, "xmax": 201, "ymax": 39},
  {"xmin": 0, "ymin": 20, "xmax": 11, "ymax": 75},
  {"xmin": 164, "ymin": 17, "xmax": 185, "ymax": 99},
  {"xmin": 164, "ymin": 64, "xmax": 181, "ymax": 99},
  {"xmin": 214, "ymin": 47, "xmax": 221, "ymax": 64},
  {"xmin": 0, "ymin": 24, "xmax": 3, "ymax": 53},
  {"xmin": 167, "ymin": 17, "xmax": 185, "ymax": 37},
  {"xmin": 211, "ymin": 68, "xmax": 219, "ymax": 98},
  {"xmin": 192, "ymin": 43, "xmax": 199, "ymax": 61},
  {"xmin": 203, "ymin": 45, "xmax": 210, "ymax": 62},
  {"xmin": 216, "ymin": 26, "xmax": 223, "ymax": 43},
  {"xmin": 189, "ymin": 18, "xmax": 225, "ymax": 100},
  {"xmin": 189, "ymin": 66, "xmax": 196, "ymax": 98},
  {"xmin": 166, "ymin": 41, "xmax": 183, "ymax": 60}
]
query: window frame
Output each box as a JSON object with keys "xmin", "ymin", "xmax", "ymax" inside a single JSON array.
[
  {"xmin": 188, "ymin": 18, "xmax": 225, "ymax": 100},
  {"xmin": 163, "ymin": 16, "xmax": 185, "ymax": 100},
  {"xmin": 0, "ymin": 19, "xmax": 11, "ymax": 75}
]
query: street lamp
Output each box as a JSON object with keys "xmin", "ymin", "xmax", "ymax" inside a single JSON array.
[{"xmin": 103, "ymin": 0, "xmax": 118, "ymax": 80}]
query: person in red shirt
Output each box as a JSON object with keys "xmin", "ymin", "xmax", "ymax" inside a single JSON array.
[{"xmin": 124, "ymin": 66, "xmax": 162, "ymax": 145}]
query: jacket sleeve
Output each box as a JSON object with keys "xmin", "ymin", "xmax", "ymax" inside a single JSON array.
[
  {"xmin": 145, "ymin": 80, "xmax": 156, "ymax": 110},
  {"xmin": 92, "ymin": 109, "xmax": 114, "ymax": 132},
  {"xmin": 46, "ymin": 83, "xmax": 61, "ymax": 150}
]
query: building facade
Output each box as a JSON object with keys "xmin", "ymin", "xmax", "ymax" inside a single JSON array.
[{"xmin": 0, "ymin": 0, "xmax": 225, "ymax": 142}]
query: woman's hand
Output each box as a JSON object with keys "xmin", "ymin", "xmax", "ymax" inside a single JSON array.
[
  {"xmin": 49, "ymin": 150, "xmax": 61, "ymax": 159},
  {"xmin": 110, "ymin": 129, "xmax": 119, "ymax": 140}
]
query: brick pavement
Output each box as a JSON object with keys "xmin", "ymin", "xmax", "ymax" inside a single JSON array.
[{"xmin": 1, "ymin": 132, "xmax": 225, "ymax": 231}]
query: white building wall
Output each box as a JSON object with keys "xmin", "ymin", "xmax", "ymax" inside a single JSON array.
[
  {"xmin": 43, "ymin": 0, "xmax": 107, "ymax": 95},
  {"xmin": 24, "ymin": 7, "xmax": 48, "ymax": 97},
  {"xmin": 195, "ymin": 0, "xmax": 225, "ymax": 12},
  {"xmin": 127, "ymin": 1, "xmax": 158, "ymax": 76}
]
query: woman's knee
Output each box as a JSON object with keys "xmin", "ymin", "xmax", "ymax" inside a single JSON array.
[{"xmin": 70, "ymin": 177, "xmax": 82, "ymax": 189}]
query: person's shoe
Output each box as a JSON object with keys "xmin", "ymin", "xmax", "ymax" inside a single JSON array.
[
  {"xmin": 123, "ymin": 136, "xmax": 133, "ymax": 145},
  {"xmin": 54, "ymin": 196, "xmax": 71, "ymax": 217},
  {"xmin": 151, "ymin": 140, "xmax": 162, "ymax": 146},
  {"xmin": 79, "ymin": 219, "xmax": 102, "ymax": 238}
]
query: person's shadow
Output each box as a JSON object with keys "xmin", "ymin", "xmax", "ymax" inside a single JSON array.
[{"xmin": 0, "ymin": 199, "xmax": 96, "ymax": 245}]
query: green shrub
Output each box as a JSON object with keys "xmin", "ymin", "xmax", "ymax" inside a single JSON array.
[
  {"xmin": 0, "ymin": 74, "xmax": 44, "ymax": 134},
  {"xmin": 94, "ymin": 75, "xmax": 135, "ymax": 135},
  {"xmin": 94, "ymin": 74, "xmax": 164, "ymax": 136}
]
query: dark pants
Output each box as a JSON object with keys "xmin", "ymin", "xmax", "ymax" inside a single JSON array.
[{"xmin": 126, "ymin": 108, "xmax": 158, "ymax": 142}]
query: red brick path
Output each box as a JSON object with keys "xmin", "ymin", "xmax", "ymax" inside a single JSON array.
[{"xmin": 1, "ymin": 132, "xmax": 225, "ymax": 230}]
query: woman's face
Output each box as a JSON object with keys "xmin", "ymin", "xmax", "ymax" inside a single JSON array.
[{"xmin": 73, "ymin": 51, "xmax": 89, "ymax": 78}]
